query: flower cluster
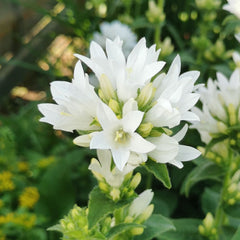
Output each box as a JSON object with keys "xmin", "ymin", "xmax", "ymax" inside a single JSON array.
[
  {"xmin": 92, "ymin": 20, "xmax": 137, "ymax": 56},
  {"xmin": 191, "ymin": 67, "xmax": 240, "ymax": 148},
  {"xmin": 38, "ymin": 37, "xmax": 200, "ymax": 172}
]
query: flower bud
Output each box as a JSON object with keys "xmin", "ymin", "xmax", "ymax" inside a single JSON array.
[
  {"xmin": 130, "ymin": 227, "xmax": 144, "ymax": 236},
  {"xmin": 99, "ymin": 74, "xmax": 116, "ymax": 102},
  {"xmin": 129, "ymin": 173, "xmax": 141, "ymax": 189},
  {"xmin": 108, "ymin": 99, "xmax": 120, "ymax": 115},
  {"xmin": 137, "ymin": 83, "xmax": 156, "ymax": 109},
  {"xmin": 138, "ymin": 123, "xmax": 154, "ymax": 138},
  {"xmin": 110, "ymin": 188, "xmax": 121, "ymax": 202},
  {"xmin": 228, "ymin": 104, "xmax": 237, "ymax": 126},
  {"xmin": 203, "ymin": 213, "xmax": 214, "ymax": 230},
  {"xmin": 146, "ymin": 0, "xmax": 165, "ymax": 24}
]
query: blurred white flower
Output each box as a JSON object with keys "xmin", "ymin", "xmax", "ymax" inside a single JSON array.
[
  {"xmin": 223, "ymin": 0, "xmax": 240, "ymax": 19},
  {"xmin": 192, "ymin": 69, "xmax": 240, "ymax": 143},
  {"xmin": 93, "ymin": 20, "xmax": 137, "ymax": 56}
]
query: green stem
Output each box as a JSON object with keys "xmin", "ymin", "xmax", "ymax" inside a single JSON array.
[
  {"xmin": 154, "ymin": 24, "xmax": 161, "ymax": 49},
  {"xmin": 214, "ymin": 151, "xmax": 233, "ymax": 239}
]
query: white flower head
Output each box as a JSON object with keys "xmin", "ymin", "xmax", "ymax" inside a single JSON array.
[
  {"xmin": 90, "ymin": 100, "xmax": 155, "ymax": 171},
  {"xmin": 38, "ymin": 61, "xmax": 100, "ymax": 132},
  {"xmin": 93, "ymin": 20, "xmax": 137, "ymax": 56},
  {"xmin": 128, "ymin": 189, "xmax": 154, "ymax": 219},
  {"xmin": 192, "ymin": 69, "xmax": 240, "ymax": 143},
  {"xmin": 89, "ymin": 150, "xmax": 135, "ymax": 188},
  {"xmin": 223, "ymin": 0, "xmax": 240, "ymax": 19},
  {"xmin": 74, "ymin": 37, "xmax": 165, "ymax": 103},
  {"xmin": 147, "ymin": 124, "xmax": 201, "ymax": 168}
]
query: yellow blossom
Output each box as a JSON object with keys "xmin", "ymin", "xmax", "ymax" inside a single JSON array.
[
  {"xmin": 0, "ymin": 171, "xmax": 15, "ymax": 192},
  {"xmin": 18, "ymin": 161, "xmax": 29, "ymax": 172},
  {"xmin": 37, "ymin": 156, "xmax": 55, "ymax": 168},
  {"xmin": 19, "ymin": 187, "xmax": 40, "ymax": 208}
]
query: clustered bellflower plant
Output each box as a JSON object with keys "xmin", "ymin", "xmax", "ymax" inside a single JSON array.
[{"xmin": 38, "ymin": 36, "xmax": 201, "ymax": 239}]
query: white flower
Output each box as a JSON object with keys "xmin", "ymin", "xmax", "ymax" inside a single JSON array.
[
  {"xmin": 38, "ymin": 61, "xmax": 100, "ymax": 132},
  {"xmin": 147, "ymin": 124, "xmax": 201, "ymax": 168},
  {"xmin": 74, "ymin": 37, "xmax": 165, "ymax": 102},
  {"xmin": 93, "ymin": 20, "xmax": 137, "ymax": 56},
  {"xmin": 128, "ymin": 189, "xmax": 154, "ymax": 219},
  {"xmin": 223, "ymin": 0, "xmax": 240, "ymax": 19},
  {"xmin": 89, "ymin": 150, "xmax": 135, "ymax": 188},
  {"xmin": 89, "ymin": 100, "xmax": 155, "ymax": 171},
  {"xmin": 191, "ymin": 69, "xmax": 240, "ymax": 143},
  {"xmin": 152, "ymin": 55, "xmax": 200, "ymax": 124}
]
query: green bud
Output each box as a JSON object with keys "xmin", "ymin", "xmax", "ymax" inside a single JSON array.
[
  {"xmin": 67, "ymin": 223, "xmax": 75, "ymax": 231},
  {"xmin": 137, "ymin": 83, "xmax": 156, "ymax": 109},
  {"xmin": 99, "ymin": 74, "xmax": 116, "ymax": 102},
  {"xmin": 108, "ymin": 99, "xmax": 120, "ymax": 115},
  {"xmin": 198, "ymin": 225, "xmax": 205, "ymax": 235},
  {"xmin": 110, "ymin": 188, "xmax": 121, "ymax": 202},
  {"xmin": 99, "ymin": 182, "xmax": 109, "ymax": 193},
  {"xmin": 228, "ymin": 183, "xmax": 237, "ymax": 194},
  {"xmin": 146, "ymin": 0, "xmax": 165, "ymax": 24},
  {"xmin": 130, "ymin": 227, "xmax": 144, "ymax": 236},
  {"xmin": 138, "ymin": 123, "xmax": 154, "ymax": 137},
  {"xmin": 228, "ymin": 198, "xmax": 236, "ymax": 205},
  {"xmin": 124, "ymin": 216, "xmax": 134, "ymax": 223},
  {"xmin": 129, "ymin": 172, "xmax": 141, "ymax": 189},
  {"xmin": 228, "ymin": 104, "xmax": 237, "ymax": 126},
  {"xmin": 203, "ymin": 213, "xmax": 214, "ymax": 230},
  {"xmin": 138, "ymin": 204, "xmax": 154, "ymax": 223},
  {"xmin": 217, "ymin": 121, "xmax": 228, "ymax": 134}
]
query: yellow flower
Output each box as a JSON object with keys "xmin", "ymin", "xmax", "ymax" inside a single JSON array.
[
  {"xmin": 18, "ymin": 161, "xmax": 29, "ymax": 172},
  {"xmin": 19, "ymin": 187, "xmax": 40, "ymax": 208},
  {"xmin": 0, "ymin": 171, "xmax": 15, "ymax": 192},
  {"xmin": 37, "ymin": 156, "xmax": 55, "ymax": 168}
]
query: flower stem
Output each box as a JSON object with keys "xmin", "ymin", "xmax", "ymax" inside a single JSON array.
[
  {"xmin": 214, "ymin": 151, "xmax": 233, "ymax": 239},
  {"xmin": 154, "ymin": 24, "xmax": 161, "ymax": 49}
]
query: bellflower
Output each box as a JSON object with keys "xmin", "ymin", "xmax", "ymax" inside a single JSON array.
[
  {"xmin": 223, "ymin": 0, "xmax": 240, "ymax": 19},
  {"xmin": 74, "ymin": 37, "xmax": 165, "ymax": 102},
  {"xmin": 93, "ymin": 20, "xmax": 137, "ymax": 56},
  {"xmin": 38, "ymin": 61, "xmax": 100, "ymax": 132},
  {"xmin": 192, "ymin": 69, "xmax": 240, "ymax": 144},
  {"xmin": 39, "ymin": 37, "xmax": 201, "ymax": 171}
]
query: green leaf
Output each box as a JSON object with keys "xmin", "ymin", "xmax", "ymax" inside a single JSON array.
[
  {"xmin": 232, "ymin": 226, "xmax": 240, "ymax": 240},
  {"xmin": 144, "ymin": 160, "xmax": 171, "ymax": 189},
  {"xmin": 160, "ymin": 219, "xmax": 205, "ymax": 240},
  {"xmin": 201, "ymin": 187, "xmax": 220, "ymax": 214},
  {"xmin": 225, "ymin": 204, "xmax": 240, "ymax": 219},
  {"xmin": 181, "ymin": 161, "xmax": 224, "ymax": 197},
  {"xmin": 135, "ymin": 214, "xmax": 175, "ymax": 240},
  {"xmin": 107, "ymin": 223, "xmax": 144, "ymax": 239},
  {"xmin": 88, "ymin": 187, "xmax": 131, "ymax": 229}
]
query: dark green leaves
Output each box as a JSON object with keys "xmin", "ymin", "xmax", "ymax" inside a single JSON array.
[
  {"xmin": 181, "ymin": 161, "xmax": 224, "ymax": 196},
  {"xmin": 144, "ymin": 160, "xmax": 171, "ymax": 189}
]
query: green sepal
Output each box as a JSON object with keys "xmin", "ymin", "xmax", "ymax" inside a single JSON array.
[
  {"xmin": 88, "ymin": 187, "xmax": 132, "ymax": 229},
  {"xmin": 181, "ymin": 161, "xmax": 224, "ymax": 197},
  {"xmin": 144, "ymin": 160, "xmax": 171, "ymax": 189},
  {"xmin": 135, "ymin": 214, "xmax": 175, "ymax": 240},
  {"xmin": 106, "ymin": 223, "xmax": 144, "ymax": 239},
  {"xmin": 47, "ymin": 224, "xmax": 62, "ymax": 232}
]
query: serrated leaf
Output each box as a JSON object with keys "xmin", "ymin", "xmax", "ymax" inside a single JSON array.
[
  {"xmin": 232, "ymin": 226, "xmax": 240, "ymax": 240},
  {"xmin": 107, "ymin": 223, "xmax": 144, "ymax": 239},
  {"xmin": 135, "ymin": 214, "xmax": 175, "ymax": 240},
  {"xmin": 181, "ymin": 161, "xmax": 223, "ymax": 197},
  {"xmin": 144, "ymin": 160, "xmax": 171, "ymax": 189},
  {"xmin": 88, "ymin": 187, "xmax": 131, "ymax": 229}
]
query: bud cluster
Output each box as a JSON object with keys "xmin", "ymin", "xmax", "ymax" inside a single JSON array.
[
  {"xmin": 198, "ymin": 213, "xmax": 217, "ymax": 240},
  {"xmin": 224, "ymin": 170, "xmax": 240, "ymax": 206}
]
